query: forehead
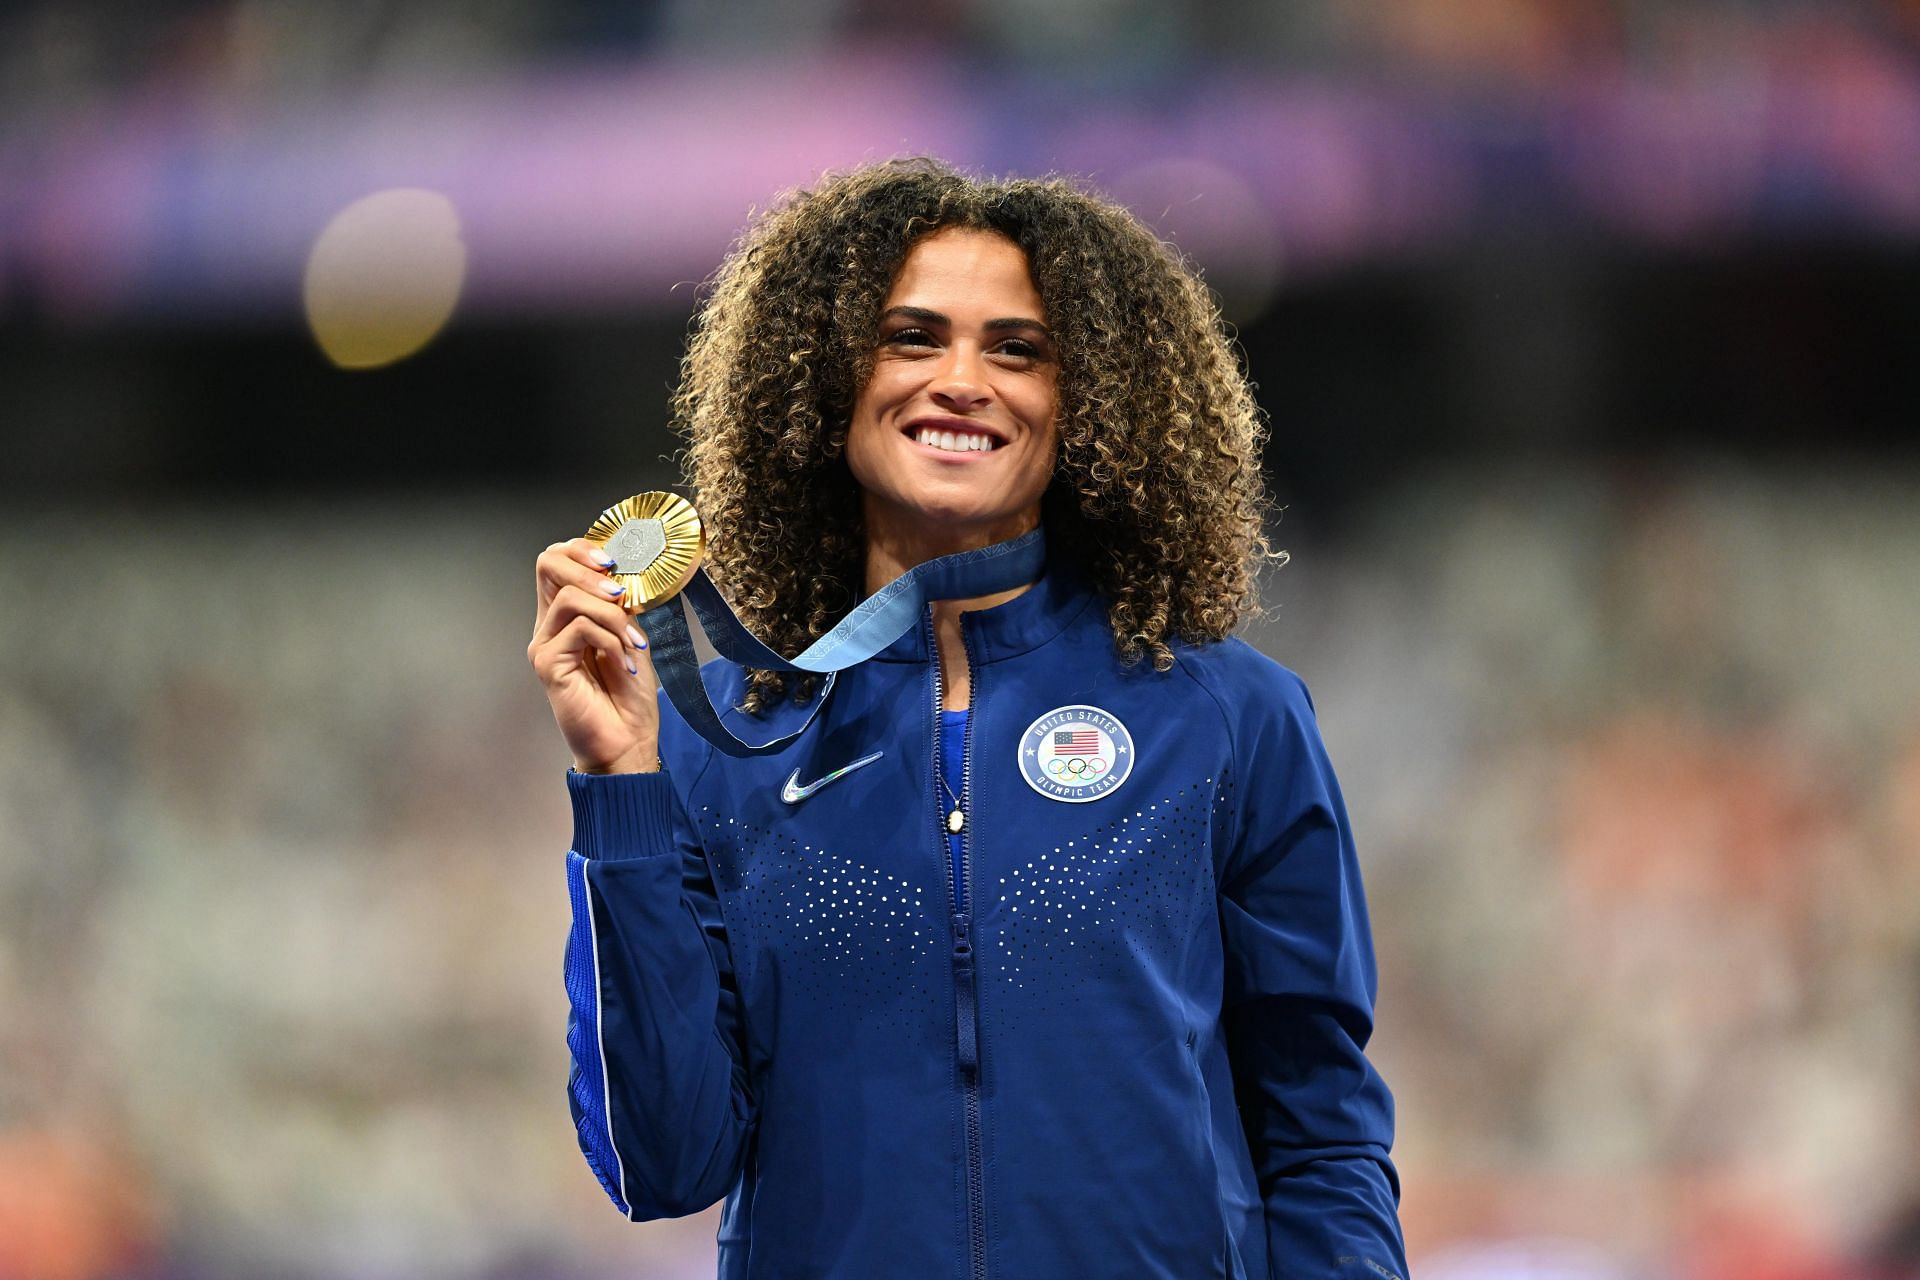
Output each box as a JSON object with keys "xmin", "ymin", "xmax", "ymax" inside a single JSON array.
[{"xmin": 884, "ymin": 227, "xmax": 1045, "ymax": 319}]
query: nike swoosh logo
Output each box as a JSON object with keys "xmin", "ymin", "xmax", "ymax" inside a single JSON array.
[{"xmin": 781, "ymin": 751, "xmax": 885, "ymax": 804}]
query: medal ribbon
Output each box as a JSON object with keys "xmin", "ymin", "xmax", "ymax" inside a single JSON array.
[{"xmin": 636, "ymin": 527, "xmax": 1045, "ymax": 757}]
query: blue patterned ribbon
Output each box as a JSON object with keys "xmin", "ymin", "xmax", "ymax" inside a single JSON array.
[{"xmin": 636, "ymin": 527, "xmax": 1045, "ymax": 757}]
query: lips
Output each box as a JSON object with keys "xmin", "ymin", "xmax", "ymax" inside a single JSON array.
[{"xmin": 903, "ymin": 416, "xmax": 1006, "ymax": 455}]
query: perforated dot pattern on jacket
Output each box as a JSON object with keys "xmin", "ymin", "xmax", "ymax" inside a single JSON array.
[
  {"xmin": 698, "ymin": 807, "xmax": 942, "ymax": 1027},
  {"xmin": 987, "ymin": 778, "xmax": 1228, "ymax": 1021}
]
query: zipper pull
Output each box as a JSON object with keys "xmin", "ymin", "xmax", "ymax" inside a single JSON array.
[{"xmin": 952, "ymin": 914, "xmax": 973, "ymax": 963}]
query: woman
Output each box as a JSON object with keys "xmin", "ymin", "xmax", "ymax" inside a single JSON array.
[{"xmin": 527, "ymin": 159, "xmax": 1406, "ymax": 1280}]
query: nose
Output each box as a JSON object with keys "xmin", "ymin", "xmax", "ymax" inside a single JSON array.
[{"xmin": 929, "ymin": 343, "xmax": 991, "ymax": 412}]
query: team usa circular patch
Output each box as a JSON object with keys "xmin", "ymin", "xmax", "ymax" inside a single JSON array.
[{"xmin": 1018, "ymin": 705, "xmax": 1134, "ymax": 803}]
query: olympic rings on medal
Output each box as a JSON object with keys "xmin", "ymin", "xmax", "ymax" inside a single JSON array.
[{"xmin": 1044, "ymin": 756, "xmax": 1110, "ymax": 777}]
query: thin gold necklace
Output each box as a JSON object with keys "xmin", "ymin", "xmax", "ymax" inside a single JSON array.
[{"xmin": 937, "ymin": 749, "xmax": 966, "ymax": 834}]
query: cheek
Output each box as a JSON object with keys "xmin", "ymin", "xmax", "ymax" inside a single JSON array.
[
  {"xmin": 845, "ymin": 378, "xmax": 878, "ymax": 437},
  {"xmin": 843, "ymin": 408, "xmax": 894, "ymax": 490},
  {"xmin": 1018, "ymin": 380, "xmax": 1060, "ymax": 442},
  {"xmin": 848, "ymin": 369, "xmax": 907, "ymax": 439},
  {"xmin": 1029, "ymin": 436, "xmax": 1061, "ymax": 489},
  {"xmin": 1022, "ymin": 390, "xmax": 1061, "ymax": 477}
]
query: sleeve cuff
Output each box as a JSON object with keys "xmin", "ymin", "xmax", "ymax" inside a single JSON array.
[{"xmin": 566, "ymin": 768, "xmax": 678, "ymax": 860}]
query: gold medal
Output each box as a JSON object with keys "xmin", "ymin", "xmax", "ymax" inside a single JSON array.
[{"xmin": 586, "ymin": 492, "xmax": 705, "ymax": 613}]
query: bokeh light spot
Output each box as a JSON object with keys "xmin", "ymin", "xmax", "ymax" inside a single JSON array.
[{"xmin": 304, "ymin": 188, "xmax": 466, "ymax": 370}]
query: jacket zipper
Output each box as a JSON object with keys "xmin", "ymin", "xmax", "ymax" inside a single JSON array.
[{"xmin": 929, "ymin": 607, "xmax": 988, "ymax": 1280}]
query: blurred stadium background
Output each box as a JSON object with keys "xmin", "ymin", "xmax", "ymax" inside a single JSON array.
[{"xmin": 4, "ymin": 1, "xmax": 1920, "ymax": 1277}]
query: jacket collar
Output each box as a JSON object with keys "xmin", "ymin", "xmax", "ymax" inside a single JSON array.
[{"xmin": 871, "ymin": 531, "xmax": 1101, "ymax": 666}]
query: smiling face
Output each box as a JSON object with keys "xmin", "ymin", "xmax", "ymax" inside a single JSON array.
[{"xmin": 844, "ymin": 227, "xmax": 1060, "ymax": 559}]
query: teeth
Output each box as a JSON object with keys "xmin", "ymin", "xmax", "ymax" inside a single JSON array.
[{"xmin": 915, "ymin": 427, "xmax": 995, "ymax": 453}]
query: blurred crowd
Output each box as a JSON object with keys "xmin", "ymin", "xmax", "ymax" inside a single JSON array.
[
  {"xmin": 1308, "ymin": 463, "xmax": 1920, "ymax": 1280},
  {"xmin": 5, "ymin": 0, "xmax": 1920, "ymax": 104},
  {"xmin": 8, "ymin": 0, "xmax": 1920, "ymax": 331},
  {"xmin": 2, "ymin": 461, "xmax": 1917, "ymax": 1278}
]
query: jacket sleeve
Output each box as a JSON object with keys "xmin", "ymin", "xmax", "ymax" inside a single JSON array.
[
  {"xmin": 561, "ymin": 758, "xmax": 754, "ymax": 1220},
  {"xmin": 1217, "ymin": 668, "xmax": 1407, "ymax": 1280}
]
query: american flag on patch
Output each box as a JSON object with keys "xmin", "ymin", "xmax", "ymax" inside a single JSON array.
[{"xmin": 1053, "ymin": 729, "xmax": 1100, "ymax": 755}]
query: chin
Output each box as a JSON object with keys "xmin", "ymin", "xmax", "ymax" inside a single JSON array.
[
  {"xmin": 892, "ymin": 490, "xmax": 1030, "ymax": 533},
  {"xmin": 904, "ymin": 501, "xmax": 1004, "ymax": 530}
]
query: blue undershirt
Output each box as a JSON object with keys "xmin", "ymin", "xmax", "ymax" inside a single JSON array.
[{"xmin": 938, "ymin": 708, "xmax": 968, "ymax": 911}]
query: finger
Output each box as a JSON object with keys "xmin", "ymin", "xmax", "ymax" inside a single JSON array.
[
  {"xmin": 535, "ymin": 539, "xmax": 623, "ymax": 617},
  {"xmin": 531, "ymin": 583, "xmax": 637, "ymax": 652},
  {"xmin": 535, "ymin": 538, "xmax": 623, "ymax": 616},
  {"xmin": 615, "ymin": 622, "xmax": 657, "ymax": 705},
  {"xmin": 597, "ymin": 625, "xmax": 662, "ymax": 716},
  {"xmin": 530, "ymin": 613, "xmax": 635, "ymax": 688}
]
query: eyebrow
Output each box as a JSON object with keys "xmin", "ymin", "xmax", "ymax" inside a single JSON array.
[{"xmin": 880, "ymin": 305, "xmax": 1052, "ymax": 338}]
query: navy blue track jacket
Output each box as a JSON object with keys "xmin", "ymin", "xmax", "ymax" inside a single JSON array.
[{"xmin": 561, "ymin": 547, "xmax": 1407, "ymax": 1279}]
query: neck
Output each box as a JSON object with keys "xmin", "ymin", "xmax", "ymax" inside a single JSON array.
[
  {"xmin": 861, "ymin": 503, "xmax": 1041, "ymax": 611},
  {"xmin": 863, "ymin": 503, "xmax": 1041, "ymax": 711}
]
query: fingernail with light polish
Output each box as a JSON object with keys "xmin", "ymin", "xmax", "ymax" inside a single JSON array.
[
  {"xmin": 626, "ymin": 657, "xmax": 638, "ymax": 675},
  {"xmin": 603, "ymin": 581, "xmax": 625, "ymax": 597},
  {"xmin": 626, "ymin": 625, "xmax": 645, "ymax": 649}
]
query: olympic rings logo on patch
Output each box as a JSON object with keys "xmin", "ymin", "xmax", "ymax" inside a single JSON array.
[{"xmin": 1018, "ymin": 705, "xmax": 1133, "ymax": 803}]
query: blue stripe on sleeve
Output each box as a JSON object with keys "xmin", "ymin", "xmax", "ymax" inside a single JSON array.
[{"xmin": 564, "ymin": 850, "xmax": 632, "ymax": 1217}]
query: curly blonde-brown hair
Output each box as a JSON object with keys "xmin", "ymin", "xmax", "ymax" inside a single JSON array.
[{"xmin": 674, "ymin": 157, "xmax": 1278, "ymax": 712}]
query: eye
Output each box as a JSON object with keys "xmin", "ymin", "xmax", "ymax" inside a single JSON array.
[
  {"xmin": 992, "ymin": 337, "xmax": 1046, "ymax": 362},
  {"xmin": 885, "ymin": 327, "xmax": 938, "ymax": 348}
]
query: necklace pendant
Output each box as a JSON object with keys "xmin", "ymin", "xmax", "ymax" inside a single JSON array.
[{"xmin": 946, "ymin": 808, "xmax": 965, "ymax": 834}]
